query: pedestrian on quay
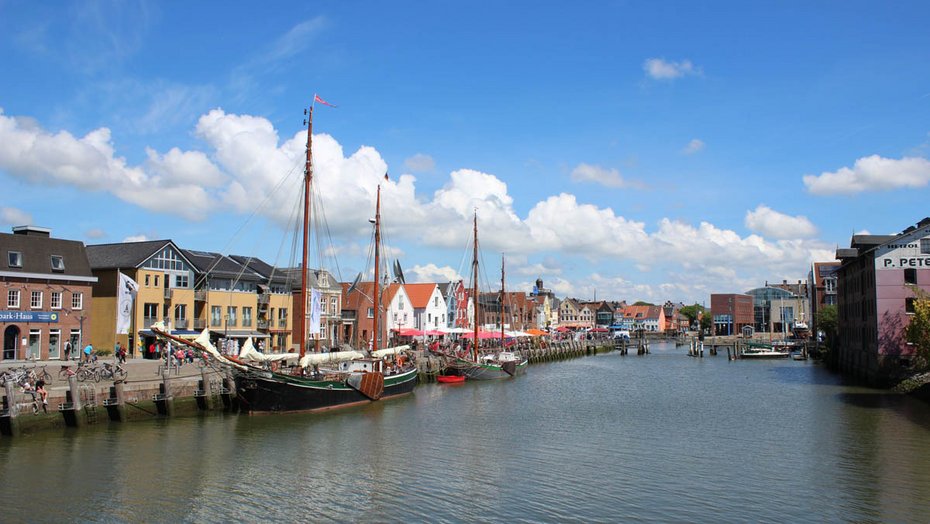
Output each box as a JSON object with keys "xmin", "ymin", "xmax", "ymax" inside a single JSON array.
[
  {"xmin": 83, "ymin": 344, "xmax": 94, "ymax": 363},
  {"xmin": 63, "ymin": 340, "xmax": 72, "ymax": 361},
  {"xmin": 35, "ymin": 379, "xmax": 48, "ymax": 414}
]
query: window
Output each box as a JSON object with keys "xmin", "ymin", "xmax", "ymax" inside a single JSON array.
[
  {"xmin": 243, "ymin": 307, "xmax": 252, "ymax": 327},
  {"xmin": 51, "ymin": 291, "xmax": 62, "ymax": 309},
  {"xmin": 434, "ymin": 296, "xmax": 439, "ymax": 307},
  {"xmin": 154, "ymin": 275, "xmax": 159, "ymax": 287},
  {"xmin": 906, "ymin": 297, "xmax": 916, "ymax": 314},
  {"xmin": 398, "ymin": 297, "xmax": 404, "ymax": 310},
  {"xmin": 50, "ymin": 255, "xmax": 65, "ymax": 271},
  {"xmin": 8, "ymin": 289, "xmax": 20, "ymax": 308},
  {"xmin": 72, "ymin": 292, "xmax": 83, "ymax": 310},
  {"xmin": 277, "ymin": 308, "xmax": 287, "ymax": 328},
  {"xmin": 31, "ymin": 290, "xmax": 42, "ymax": 309},
  {"xmin": 331, "ymin": 297, "xmax": 337, "ymax": 314},
  {"xmin": 8, "ymin": 251, "xmax": 22, "ymax": 268},
  {"xmin": 145, "ymin": 274, "xmax": 150, "ymax": 286},
  {"xmin": 143, "ymin": 303, "xmax": 158, "ymax": 320},
  {"xmin": 922, "ymin": 238, "xmax": 930, "ymax": 255},
  {"xmin": 905, "ymin": 268, "xmax": 917, "ymax": 285},
  {"xmin": 175, "ymin": 274, "xmax": 189, "ymax": 288},
  {"xmin": 367, "ymin": 307, "xmax": 374, "ymax": 318},
  {"xmin": 227, "ymin": 306, "xmax": 237, "ymax": 326},
  {"xmin": 211, "ymin": 306, "xmax": 222, "ymax": 327},
  {"xmin": 175, "ymin": 304, "xmax": 187, "ymax": 326}
]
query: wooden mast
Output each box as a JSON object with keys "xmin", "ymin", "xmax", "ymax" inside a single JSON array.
[
  {"xmin": 373, "ymin": 185, "xmax": 382, "ymax": 353},
  {"xmin": 298, "ymin": 106, "xmax": 313, "ymax": 360},
  {"xmin": 500, "ymin": 255, "xmax": 505, "ymax": 348},
  {"xmin": 472, "ymin": 211, "xmax": 479, "ymax": 362}
]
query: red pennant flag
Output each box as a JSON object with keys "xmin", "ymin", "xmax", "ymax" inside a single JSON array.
[{"xmin": 314, "ymin": 94, "xmax": 337, "ymax": 108}]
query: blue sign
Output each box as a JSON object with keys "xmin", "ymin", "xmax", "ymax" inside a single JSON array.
[{"xmin": 0, "ymin": 311, "xmax": 60, "ymax": 323}]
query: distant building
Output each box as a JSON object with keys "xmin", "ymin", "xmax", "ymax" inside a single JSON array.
[
  {"xmin": 808, "ymin": 261, "xmax": 840, "ymax": 338},
  {"xmin": 710, "ymin": 294, "xmax": 754, "ymax": 336},
  {"xmin": 745, "ymin": 284, "xmax": 809, "ymax": 335},
  {"xmin": 1, "ymin": 226, "xmax": 97, "ymax": 361},
  {"xmin": 835, "ymin": 218, "xmax": 930, "ymax": 385}
]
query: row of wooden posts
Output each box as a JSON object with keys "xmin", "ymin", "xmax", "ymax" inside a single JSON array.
[
  {"xmin": 2, "ymin": 335, "xmax": 664, "ymax": 435},
  {"xmin": 0, "ymin": 366, "xmax": 236, "ymax": 437}
]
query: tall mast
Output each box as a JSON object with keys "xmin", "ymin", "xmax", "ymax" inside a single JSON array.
[
  {"xmin": 373, "ymin": 185, "xmax": 382, "ymax": 353},
  {"xmin": 298, "ymin": 106, "xmax": 313, "ymax": 360},
  {"xmin": 500, "ymin": 255, "xmax": 505, "ymax": 347},
  {"xmin": 472, "ymin": 211, "xmax": 479, "ymax": 362}
]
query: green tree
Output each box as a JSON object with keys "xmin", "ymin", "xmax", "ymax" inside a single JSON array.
[
  {"xmin": 633, "ymin": 301, "xmax": 655, "ymax": 306},
  {"xmin": 680, "ymin": 303, "xmax": 704, "ymax": 324},
  {"xmin": 904, "ymin": 286, "xmax": 930, "ymax": 368},
  {"xmin": 816, "ymin": 304, "xmax": 837, "ymax": 347}
]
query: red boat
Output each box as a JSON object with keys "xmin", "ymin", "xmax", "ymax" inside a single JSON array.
[{"xmin": 436, "ymin": 374, "xmax": 465, "ymax": 384}]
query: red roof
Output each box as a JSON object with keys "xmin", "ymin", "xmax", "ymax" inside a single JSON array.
[{"xmin": 404, "ymin": 283, "xmax": 437, "ymax": 308}]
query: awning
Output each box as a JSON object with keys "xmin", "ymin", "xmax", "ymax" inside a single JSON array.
[
  {"xmin": 138, "ymin": 329, "xmax": 201, "ymax": 340},
  {"xmin": 210, "ymin": 330, "xmax": 271, "ymax": 339}
]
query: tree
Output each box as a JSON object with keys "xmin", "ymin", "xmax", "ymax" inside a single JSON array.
[
  {"xmin": 904, "ymin": 286, "xmax": 930, "ymax": 369},
  {"xmin": 816, "ymin": 304, "xmax": 837, "ymax": 346},
  {"xmin": 633, "ymin": 301, "xmax": 655, "ymax": 306},
  {"xmin": 680, "ymin": 303, "xmax": 704, "ymax": 324}
]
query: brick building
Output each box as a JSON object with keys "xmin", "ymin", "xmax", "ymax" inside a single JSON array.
[
  {"xmin": 1, "ymin": 226, "xmax": 96, "ymax": 361},
  {"xmin": 835, "ymin": 218, "xmax": 930, "ymax": 385}
]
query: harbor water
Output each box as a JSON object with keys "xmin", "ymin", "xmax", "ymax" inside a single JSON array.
[{"xmin": 2, "ymin": 341, "xmax": 930, "ymax": 522}]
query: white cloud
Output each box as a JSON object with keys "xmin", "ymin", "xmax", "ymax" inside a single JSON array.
[
  {"xmin": 407, "ymin": 263, "xmax": 461, "ymax": 283},
  {"xmin": 643, "ymin": 58, "xmax": 700, "ymax": 80},
  {"xmin": 0, "ymin": 108, "xmax": 217, "ymax": 220},
  {"xmin": 404, "ymin": 153, "xmax": 435, "ymax": 173},
  {"xmin": 744, "ymin": 205, "xmax": 817, "ymax": 239},
  {"xmin": 0, "ymin": 106, "xmax": 830, "ymax": 305},
  {"xmin": 0, "ymin": 207, "xmax": 33, "ymax": 226},
  {"xmin": 682, "ymin": 139, "xmax": 705, "ymax": 154},
  {"xmin": 570, "ymin": 163, "xmax": 645, "ymax": 189},
  {"xmin": 122, "ymin": 234, "xmax": 149, "ymax": 242},
  {"xmin": 803, "ymin": 155, "xmax": 930, "ymax": 195}
]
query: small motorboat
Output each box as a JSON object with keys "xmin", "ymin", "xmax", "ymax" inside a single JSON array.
[{"xmin": 436, "ymin": 374, "xmax": 466, "ymax": 384}]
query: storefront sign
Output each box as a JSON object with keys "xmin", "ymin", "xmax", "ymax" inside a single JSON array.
[{"xmin": 0, "ymin": 311, "xmax": 60, "ymax": 322}]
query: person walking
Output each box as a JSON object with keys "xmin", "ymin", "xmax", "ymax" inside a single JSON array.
[{"xmin": 63, "ymin": 340, "xmax": 72, "ymax": 361}]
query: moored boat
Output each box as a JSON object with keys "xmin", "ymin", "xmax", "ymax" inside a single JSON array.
[
  {"xmin": 154, "ymin": 100, "xmax": 418, "ymax": 413},
  {"xmin": 448, "ymin": 213, "xmax": 528, "ymax": 380}
]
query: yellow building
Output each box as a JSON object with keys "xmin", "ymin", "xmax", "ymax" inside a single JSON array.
[
  {"xmin": 88, "ymin": 241, "xmax": 202, "ymax": 358},
  {"xmin": 88, "ymin": 241, "xmax": 288, "ymax": 358}
]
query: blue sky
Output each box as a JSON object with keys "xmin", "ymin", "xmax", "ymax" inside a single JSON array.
[{"xmin": 2, "ymin": 1, "xmax": 929, "ymax": 304}]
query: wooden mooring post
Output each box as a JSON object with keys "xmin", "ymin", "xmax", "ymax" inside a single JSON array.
[{"xmin": 103, "ymin": 382, "xmax": 127, "ymax": 422}]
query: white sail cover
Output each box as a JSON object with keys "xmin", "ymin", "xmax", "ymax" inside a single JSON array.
[
  {"xmin": 237, "ymin": 337, "xmax": 299, "ymax": 363},
  {"xmin": 371, "ymin": 345, "xmax": 411, "ymax": 358},
  {"xmin": 299, "ymin": 350, "xmax": 366, "ymax": 368}
]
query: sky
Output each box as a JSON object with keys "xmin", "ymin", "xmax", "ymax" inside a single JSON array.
[{"xmin": 1, "ymin": 1, "xmax": 929, "ymax": 305}]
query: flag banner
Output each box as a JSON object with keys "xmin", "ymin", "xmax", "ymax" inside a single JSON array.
[
  {"xmin": 314, "ymin": 94, "xmax": 337, "ymax": 107},
  {"xmin": 116, "ymin": 272, "xmax": 139, "ymax": 334},
  {"xmin": 308, "ymin": 288, "xmax": 322, "ymax": 334}
]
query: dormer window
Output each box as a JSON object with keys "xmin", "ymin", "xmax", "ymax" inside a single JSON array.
[
  {"xmin": 51, "ymin": 255, "xmax": 65, "ymax": 272},
  {"xmin": 8, "ymin": 251, "xmax": 22, "ymax": 268}
]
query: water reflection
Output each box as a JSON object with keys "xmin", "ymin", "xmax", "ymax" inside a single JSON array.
[{"xmin": 1, "ymin": 342, "xmax": 929, "ymax": 522}]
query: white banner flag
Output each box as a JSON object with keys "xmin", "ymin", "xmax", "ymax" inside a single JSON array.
[
  {"xmin": 116, "ymin": 272, "xmax": 139, "ymax": 334},
  {"xmin": 308, "ymin": 288, "xmax": 322, "ymax": 335}
]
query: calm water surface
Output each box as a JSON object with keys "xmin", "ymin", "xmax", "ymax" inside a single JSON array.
[{"xmin": 2, "ymin": 342, "xmax": 930, "ymax": 523}]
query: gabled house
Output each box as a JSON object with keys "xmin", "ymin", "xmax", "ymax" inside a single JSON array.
[
  {"xmin": 342, "ymin": 282, "xmax": 413, "ymax": 349},
  {"xmin": 404, "ymin": 283, "xmax": 447, "ymax": 330},
  {"xmin": 87, "ymin": 239, "xmax": 197, "ymax": 359}
]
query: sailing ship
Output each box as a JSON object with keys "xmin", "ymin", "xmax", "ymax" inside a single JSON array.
[
  {"xmin": 154, "ymin": 101, "xmax": 418, "ymax": 413},
  {"xmin": 450, "ymin": 213, "xmax": 528, "ymax": 380}
]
